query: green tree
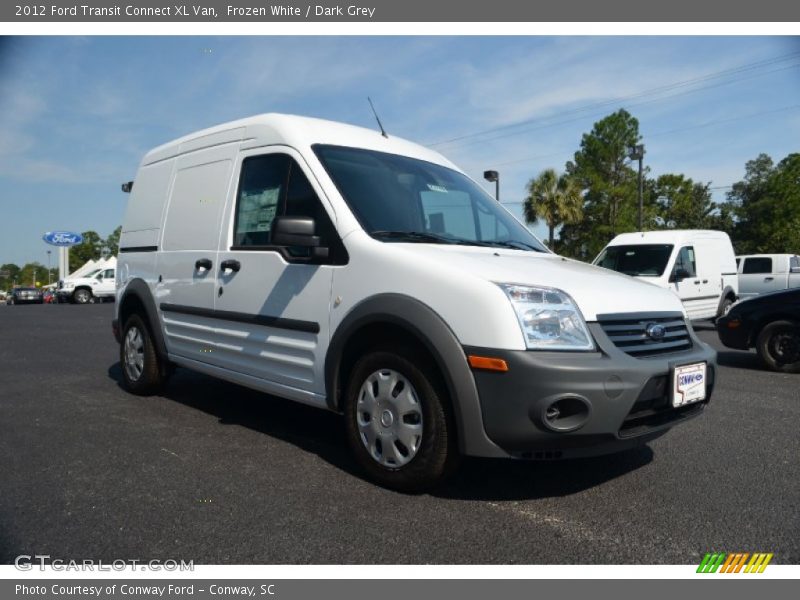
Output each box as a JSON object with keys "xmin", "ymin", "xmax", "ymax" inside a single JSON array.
[
  {"xmin": 726, "ymin": 153, "xmax": 800, "ymax": 254},
  {"xmin": 523, "ymin": 168, "xmax": 583, "ymax": 249},
  {"xmin": 648, "ymin": 173, "xmax": 719, "ymax": 229},
  {"xmin": 560, "ymin": 109, "xmax": 642, "ymax": 259},
  {"xmin": 69, "ymin": 230, "xmax": 103, "ymax": 272},
  {"xmin": 105, "ymin": 225, "xmax": 122, "ymax": 256},
  {"xmin": 17, "ymin": 262, "xmax": 48, "ymax": 287},
  {"xmin": 0, "ymin": 263, "xmax": 21, "ymax": 290}
]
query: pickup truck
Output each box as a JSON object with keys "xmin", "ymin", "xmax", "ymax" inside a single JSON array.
[
  {"xmin": 736, "ymin": 254, "xmax": 800, "ymax": 300},
  {"xmin": 56, "ymin": 267, "xmax": 116, "ymax": 304}
]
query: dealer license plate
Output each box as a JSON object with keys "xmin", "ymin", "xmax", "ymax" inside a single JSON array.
[{"xmin": 672, "ymin": 362, "xmax": 707, "ymax": 407}]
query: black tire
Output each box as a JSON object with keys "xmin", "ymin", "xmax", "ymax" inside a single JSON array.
[
  {"xmin": 73, "ymin": 288, "xmax": 92, "ymax": 304},
  {"xmin": 717, "ymin": 297, "xmax": 735, "ymax": 319},
  {"xmin": 756, "ymin": 320, "xmax": 800, "ymax": 374},
  {"xmin": 344, "ymin": 348, "xmax": 458, "ymax": 493},
  {"xmin": 120, "ymin": 313, "xmax": 167, "ymax": 395}
]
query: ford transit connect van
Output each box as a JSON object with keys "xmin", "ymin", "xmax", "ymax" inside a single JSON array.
[
  {"xmin": 114, "ymin": 114, "xmax": 717, "ymax": 491},
  {"xmin": 594, "ymin": 230, "xmax": 738, "ymax": 320}
]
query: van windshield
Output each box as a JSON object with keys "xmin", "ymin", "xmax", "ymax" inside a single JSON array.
[
  {"xmin": 594, "ymin": 244, "xmax": 674, "ymax": 277},
  {"xmin": 313, "ymin": 145, "xmax": 547, "ymax": 252}
]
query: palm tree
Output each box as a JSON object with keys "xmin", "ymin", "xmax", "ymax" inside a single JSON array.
[{"xmin": 524, "ymin": 169, "xmax": 584, "ymax": 249}]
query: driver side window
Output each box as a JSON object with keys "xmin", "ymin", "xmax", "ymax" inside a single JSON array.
[{"xmin": 674, "ymin": 246, "xmax": 697, "ymax": 278}]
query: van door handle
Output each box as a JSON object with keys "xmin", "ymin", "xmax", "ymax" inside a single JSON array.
[
  {"xmin": 220, "ymin": 259, "xmax": 241, "ymax": 273},
  {"xmin": 195, "ymin": 258, "xmax": 212, "ymax": 271},
  {"xmin": 702, "ymin": 279, "xmax": 708, "ymax": 284},
  {"xmin": 693, "ymin": 280, "xmax": 701, "ymax": 285},
  {"xmin": 764, "ymin": 276, "xmax": 774, "ymax": 281}
]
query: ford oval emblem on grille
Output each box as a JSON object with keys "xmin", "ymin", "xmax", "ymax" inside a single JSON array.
[{"xmin": 646, "ymin": 323, "xmax": 666, "ymax": 340}]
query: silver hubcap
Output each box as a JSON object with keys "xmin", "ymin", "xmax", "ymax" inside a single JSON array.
[
  {"xmin": 357, "ymin": 369, "xmax": 423, "ymax": 468},
  {"xmin": 123, "ymin": 326, "xmax": 145, "ymax": 381}
]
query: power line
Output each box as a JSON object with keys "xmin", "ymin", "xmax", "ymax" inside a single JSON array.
[
  {"xmin": 428, "ymin": 51, "xmax": 800, "ymax": 150},
  {"xmin": 436, "ymin": 62, "xmax": 800, "ymax": 153},
  {"xmin": 459, "ymin": 102, "xmax": 800, "ymax": 171}
]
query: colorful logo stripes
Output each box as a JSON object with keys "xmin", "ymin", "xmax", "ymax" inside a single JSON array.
[{"xmin": 697, "ymin": 552, "xmax": 773, "ymax": 573}]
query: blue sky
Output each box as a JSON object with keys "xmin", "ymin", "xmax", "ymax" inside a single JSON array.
[{"xmin": 1, "ymin": 36, "xmax": 798, "ymax": 266}]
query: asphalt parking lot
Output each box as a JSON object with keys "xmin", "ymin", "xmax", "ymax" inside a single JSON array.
[{"xmin": 1, "ymin": 303, "xmax": 797, "ymax": 564}]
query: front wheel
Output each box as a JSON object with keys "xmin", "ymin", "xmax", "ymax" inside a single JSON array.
[
  {"xmin": 756, "ymin": 320, "xmax": 800, "ymax": 374},
  {"xmin": 344, "ymin": 349, "xmax": 458, "ymax": 492},
  {"xmin": 73, "ymin": 288, "xmax": 92, "ymax": 304},
  {"xmin": 718, "ymin": 297, "xmax": 735, "ymax": 318},
  {"xmin": 120, "ymin": 314, "xmax": 167, "ymax": 394}
]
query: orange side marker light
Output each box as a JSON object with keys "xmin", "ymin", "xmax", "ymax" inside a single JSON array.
[{"xmin": 467, "ymin": 355, "xmax": 509, "ymax": 372}]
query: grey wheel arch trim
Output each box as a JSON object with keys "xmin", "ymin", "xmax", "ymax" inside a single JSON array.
[
  {"xmin": 118, "ymin": 278, "xmax": 169, "ymax": 363},
  {"xmin": 325, "ymin": 293, "xmax": 508, "ymax": 458}
]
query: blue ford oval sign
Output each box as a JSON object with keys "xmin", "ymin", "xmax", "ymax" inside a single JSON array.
[{"xmin": 43, "ymin": 231, "xmax": 83, "ymax": 247}]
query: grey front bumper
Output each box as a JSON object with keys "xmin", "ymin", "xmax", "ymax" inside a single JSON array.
[{"xmin": 465, "ymin": 321, "xmax": 716, "ymax": 458}]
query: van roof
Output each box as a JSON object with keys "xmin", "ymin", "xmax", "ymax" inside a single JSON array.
[
  {"xmin": 606, "ymin": 230, "xmax": 732, "ymax": 246},
  {"xmin": 141, "ymin": 113, "xmax": 458, "ymax": 170}
]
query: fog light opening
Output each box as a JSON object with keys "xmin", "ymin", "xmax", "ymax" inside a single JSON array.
[{"xmin": 542, "ymin": 396, "xmax": 591, "ymax": 432}]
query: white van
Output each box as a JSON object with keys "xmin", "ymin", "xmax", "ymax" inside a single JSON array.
[
  {"xmin": 114, "ymin": 114, "xmax": 717, "ymax": 490},
  {"xmin": 594, "ymin": 230, "xmax": 738, "ymax": 321}
]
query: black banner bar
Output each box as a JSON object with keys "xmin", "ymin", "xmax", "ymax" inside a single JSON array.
[
  {"xmin": 2, "ymin": 579, "xmax": 797, "ymax": 600},
  {"xmin": 4, "ymin": 0, "xmax": 800, "ymax": 22}
]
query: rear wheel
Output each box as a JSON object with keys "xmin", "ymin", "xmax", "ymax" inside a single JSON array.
[
  {"xmin": 344, "ymin": 349, "xmax": 458, "ymax": 492},
  {"xmin": 120, "ymin": 314, "xmax": 167, "ymax": 394},
  {"xmin": 756, "ymin": 320, "xmax": 800, "ymax": 374}
]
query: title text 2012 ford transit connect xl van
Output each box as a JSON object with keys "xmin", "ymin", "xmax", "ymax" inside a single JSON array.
[{"xmin": 114, "ymin": 114, "xmax": 717, "ymax": 491}]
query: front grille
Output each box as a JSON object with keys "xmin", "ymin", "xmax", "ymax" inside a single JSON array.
[{"xmin": 598, "ymin": 313, "xmax": 692, "ymax": 357}]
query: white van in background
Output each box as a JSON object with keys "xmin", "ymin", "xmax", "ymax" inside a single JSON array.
[
  {"xmin": 594, "ymin": 230, "xmax": 738, "ymax": 320},
  {"xmin": 736, "ymin": 254, "xmax": 800, "ymax": 299}
]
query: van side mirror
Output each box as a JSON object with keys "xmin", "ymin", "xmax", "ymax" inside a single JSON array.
[
  {"xmin": 271, "ymin": 216, "xmax": 329, "ymax": 259},
  {"xmin": 791, "ymin": 266, "xmax": 800, "ymax": 274}
]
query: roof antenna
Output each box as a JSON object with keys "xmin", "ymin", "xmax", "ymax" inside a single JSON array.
[{"xmin": 368, "ymin": 97, "xmax": 388, "ymax": 138}]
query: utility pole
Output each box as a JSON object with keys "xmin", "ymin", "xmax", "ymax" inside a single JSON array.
[{"xmin": 628, "ymin": 144, "xmax": 645, "ymax": 230}]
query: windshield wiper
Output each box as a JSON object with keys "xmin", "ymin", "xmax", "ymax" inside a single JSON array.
[
  {"xmin": 371, "ymin": 230, "xmax": 457, "ymax": 244},
  {"xmin": 483, "ymin": 240, "xmax": 545, "ymax": 252},
  {"xmin": 370, "ymin": 231, "xmax": 495, "ymax": 247}
]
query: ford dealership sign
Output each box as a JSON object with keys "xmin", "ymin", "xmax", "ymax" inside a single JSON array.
[{"xmin": 43, "ymin": 231, "xmax": 83, "ymax": 247}]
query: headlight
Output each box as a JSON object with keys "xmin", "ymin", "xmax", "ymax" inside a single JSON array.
[
  {"xmin": 64, "ymin": 281, "xmax": 75, "ymax": 289},
  {"xmin": 497, "ymin": 283, "xmax": 595, "ymax": 351}
]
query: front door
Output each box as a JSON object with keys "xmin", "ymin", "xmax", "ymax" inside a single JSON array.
[
  {"xmin": 669, "ymin": 245, "xmax": 706, "ymax": 319},
  {"xmin": 210, "ymin": 147, "xmax": 342, "ymax": 407}
]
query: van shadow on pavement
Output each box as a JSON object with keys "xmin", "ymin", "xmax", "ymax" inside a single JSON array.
[{"xmin": 107, "ymin": 363, "xmax": 655, "ymax": 501}]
